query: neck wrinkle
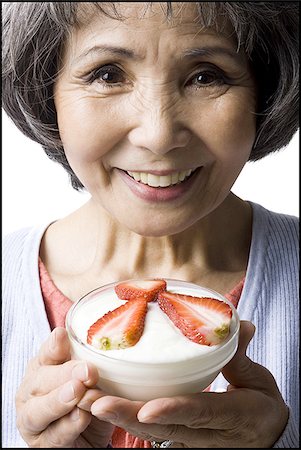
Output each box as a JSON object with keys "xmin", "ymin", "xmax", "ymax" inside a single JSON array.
[{"xmin": 88, "ymin": 194, "xmax": 251, "ymax": 279}]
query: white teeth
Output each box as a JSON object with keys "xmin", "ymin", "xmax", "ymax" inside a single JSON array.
[
  {"xmin": 140, "ymin": 173, "xmax": 148, "ymax": 184},
  {"xmin": 126, "ymin": 169, "xmax": 194, "ymax": 187},
  {"xmin": 128, "ymin": 171, "xmax": 141, "ymax": 182},
  {"xmin": 171, "ymin": 172, "xmax": 180, "ymax": 184},
  {"xmin": 159, "ymin": 175, "xmax": 172, "ymax": 187},
  {"xmin": 179, "ymin": 171, "xmax": 187, "ymax": 181}
]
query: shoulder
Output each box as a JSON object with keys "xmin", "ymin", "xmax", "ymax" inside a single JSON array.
[
  {"xmin": 3, "ymin": 227, "xmax": 33, "ymax": 270},
  {"xmin": 3, "ymin": 223, "xmax": 52, "ymax": 276},
  {"xmin": 2, "ymin": 224, "xmax": 52, "ymax": 335},
  {"xmin": 3, "ymin": 225, "xmax": 41, "ymax": 256},
  {"xmin": 3, "ymin": 226, "xmax": 33, "ymax": 251},
  {"xmin": 251, "ymin": 202, "xmax": 299, "ymax": 251},
  {"xmin": 248, "ymin": 202, "xmax": 299, "ymax": 294}
]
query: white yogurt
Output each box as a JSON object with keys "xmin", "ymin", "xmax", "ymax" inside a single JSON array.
[
  {"xmin": 66, "ymin": 279, "xmax": 240, "ymax": 400},
  {"xmin": 72, "ymin": 288, "xmax": 219, "ymax": 363}
]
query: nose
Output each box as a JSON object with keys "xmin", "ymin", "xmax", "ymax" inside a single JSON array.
[{"xmin": 127, "ymin": 91, "xmax": 192, "ymax": 155}]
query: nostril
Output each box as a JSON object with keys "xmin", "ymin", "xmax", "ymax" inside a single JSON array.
[{"xmin": 127, "ymin": 122, "xmax": 192, "ymax": 155}]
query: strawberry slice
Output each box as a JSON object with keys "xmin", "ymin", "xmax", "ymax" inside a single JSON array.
[
  {"xmin": 87, "ymin": 300, "xmax": 148, "ymax": 350},
  {"xmin": 158, "ymin": 291, "xmax": 232, "ymax": 346},
  {"xmin": 115, "ymin": 279, "xmax": 167, "ymax": 302}
]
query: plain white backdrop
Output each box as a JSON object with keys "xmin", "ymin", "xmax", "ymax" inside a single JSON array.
[{"xmin": 2, "ymin": 111, "xmax": 299, "ymax": 236}]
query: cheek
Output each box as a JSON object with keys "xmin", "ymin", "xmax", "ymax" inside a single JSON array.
[
  {"xmin": 201, "ymin": 90, "xmax": 257, "ymax": 165},
  {"xmin": 55, "ymin": 93, "xmax": 125, "ymax": 165}
]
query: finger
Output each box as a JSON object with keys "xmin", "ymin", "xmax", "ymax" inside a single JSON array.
[
  {"xmin": 34, "ymin": 327, "xmax": 71, "ymax": 367},
  {"xmin": 35, "ymin": 408, "xmax": 91, "ymax": 448},
  {"xmin": 19, "ymin": 378, "xmax": 88, "ymax": 434},
  {"xmin": 231, "ymin": 320, "xmax": 255, "ymax": 358},
  {"xmin": 91, "ymin": 396, "xmax": 206, "ymax": 445},
  {"xmin": 91, "ymin": 396, "xmax": 179, "ymax": 442},
  {"xmin": 222, "ymin": 321, "xmax": 277, "ymax": 392},
  {"xmin": 18, "ymin": 360, "xmax": 99, "ymax": 402},
  {"xmin": 138, "ymin": 390, "xmax": 271, "ymax": 432},
  {"xmin": 137, "ymin": 393, "xmax": 229, "ymax": 429},
  {"xmin": 91, "ymin": 395, "xmax": 144, "ymax": 422},
  {"xmin": 34, "ymin": 360, "xmax": 99, "ymax": 393},
  {"xmin": 77, "ymin": 388, "xmax": 108, "ymax": 411},
  {"xmin": 137, "ymin": 387, "xmax": 274, "ymax": 433}
]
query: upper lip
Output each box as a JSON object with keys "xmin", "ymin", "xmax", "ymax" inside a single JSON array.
[{"xmin": 118, "ymin": 167, "xmax": 200, "ymax": 175}]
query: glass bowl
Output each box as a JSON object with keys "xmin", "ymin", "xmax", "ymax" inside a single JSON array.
[{"xmin": 65, "ymin": 278, "xmax": 240, "ymax": 401}]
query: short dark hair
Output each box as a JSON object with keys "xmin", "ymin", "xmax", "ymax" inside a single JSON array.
[{"xmin": 2, "ymin": 2, "xmax": 299, "ymax": 191}]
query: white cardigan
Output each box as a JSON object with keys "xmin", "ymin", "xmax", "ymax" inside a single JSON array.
[{"xmin": 2, "ymin": 202, "xmax": 299, "ymax": 448}]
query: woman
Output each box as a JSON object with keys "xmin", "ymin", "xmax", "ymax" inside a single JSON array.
[{"xmin": 2, "ymin": 2, "xmax": 299, "ymax": 448}]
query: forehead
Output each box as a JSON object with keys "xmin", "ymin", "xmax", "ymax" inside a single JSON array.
[
  {"xmin": 67, "ymin": 2, "xmax": 236, "ymax": 58},
  {"xmin": 77, "ymin": 2, "xmax": 203, "ymax": 23},
  {"xmin": 76, "ymin": 1, "xmax": 232, "ymax": 30}
]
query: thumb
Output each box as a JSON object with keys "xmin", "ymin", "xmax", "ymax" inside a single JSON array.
[
  {"xmin": 222, "ymin": 320, "xmax": 271, "ymax": 390},
  {"xmin": 232, "ymin": 320, "xmax": 255, "ymax": 358}
]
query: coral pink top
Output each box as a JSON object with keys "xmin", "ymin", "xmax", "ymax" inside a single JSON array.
[{"xmin": 38, "ymin": 258, "xmax": 244, "ymax": 448}]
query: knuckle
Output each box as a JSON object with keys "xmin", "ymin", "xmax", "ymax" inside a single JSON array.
[
  {"xmin": 62, "ymin": 359, "xmax": 82, "ymax": 379},
  {"xmin": 20, "ymin": 404, "xmax": 39, "ymax": 433},
  {"xmin": 189, "ymin": 403, "xmax": 214, "ymax": 428},
  {"xmin": 46, "ymin": 428, "xmax": 69, "ymax": 448},
  {"xmin": 44, "ymin": 397, "xmax": 63, "ymax": 418},
  {"xmin": 163, "ymin": 423, "xmax": 181, "ymax": 439},
  {"xmin": 144, "ymin": 424, "xmax": 180, "ymax": 441},
  {"xmin": 19, "ymin": 431, "xmax": 41, "ymax": 449},
  {"xmin": 30, "ymin": 373, "xmax": 46, "ymax": 397}
]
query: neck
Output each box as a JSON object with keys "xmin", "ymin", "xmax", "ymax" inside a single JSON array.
[{"xmin": 40, "ymin": 193, "xmax": 252, "ymax": 300}]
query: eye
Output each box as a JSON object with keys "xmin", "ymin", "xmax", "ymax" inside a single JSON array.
[
  {"xmin": 187, "ymin": 68, "xmax": 227, "ymax": 89},
  {"xmin": 194, "ymin": 72, "xmax": 219, "ymax": 85},
  {"xmin": 87, "ymin": 65, "xmax": 127, "ymax": 86}
]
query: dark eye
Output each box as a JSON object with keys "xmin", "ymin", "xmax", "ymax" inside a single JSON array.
[
  {"xmin": 188, "ymin": 69, "xmax": 226, "ymax": 88},
  {"xmin": 88, "ymin": 65, "xmax": 126, "ymax": 85},
  {"xmin": 195, "ymin": 72, "xmax": 218, "ymax": 85}
]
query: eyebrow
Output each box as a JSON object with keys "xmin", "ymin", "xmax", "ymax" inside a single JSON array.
[
  {"xmin": 74, "ymin": 44, "xmax": 243, "ymax": 66},
  {"xmin": 74, "ymin": 45, "xmax": 142, "ymax": 65},
  {"xmin": 182, "ymin": 46, "xmax": 243, "ymax": 64}
]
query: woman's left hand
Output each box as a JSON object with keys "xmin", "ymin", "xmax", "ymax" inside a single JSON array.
[{"xmin": 90, "ymin": 321, "xmax": 289, "ymax": 448}]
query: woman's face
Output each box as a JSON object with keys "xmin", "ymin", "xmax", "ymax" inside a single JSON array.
[{"xmin": 55, "ymin": 2, "xmax": 257, "ymax": 236}]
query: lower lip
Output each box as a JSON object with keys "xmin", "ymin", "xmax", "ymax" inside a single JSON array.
[{"xmin": 117, "ymin": 168, "xmax": 202, "ymax": 202}]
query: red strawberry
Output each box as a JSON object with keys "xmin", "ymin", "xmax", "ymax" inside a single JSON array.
[
  {"xmin": 158, "ymin": 291, "xmax": 232, "ymax": 346},
  {"xmin": 87, "ymin": 300, "xmax": 148, "ymax": 350},
  {"xmin": 115, "ymin": 279, "xmax": 167, "ymax": 302}
]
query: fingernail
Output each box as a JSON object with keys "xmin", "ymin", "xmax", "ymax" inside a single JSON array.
[
  {"xmin": 59, "ymin": 381, "xmax": 76, "ymax": 403},
  {"xmin": 92, "ymin": 409, "xmax": 117, "ymax": 421},
  {"xmin": 77, "ymin": 399, "xmax": 93, "ymax": 411},
  {"xmin": 70, "ymin": 407, "xmax": 80, "ymax": 421},
  {"xmin": 72, "ymin": 363, "xmax": 89, "ymax": 381},
  {"xmin": 138, "ymin": 414, "xmax": 158, "ymax": 423}
]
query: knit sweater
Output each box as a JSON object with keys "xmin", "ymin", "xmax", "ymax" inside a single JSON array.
[{"xmin": 2, "ymin": 202, "xmax": 299, "ymax": 448}]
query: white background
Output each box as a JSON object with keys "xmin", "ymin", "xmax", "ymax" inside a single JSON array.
[{"xmin": 2, "ymin": 111, "xmax": 299, "ymax": 236}]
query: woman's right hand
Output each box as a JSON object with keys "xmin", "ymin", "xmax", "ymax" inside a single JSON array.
[{"xmin": 15, "ymin": 327, "xmax": 114, "ymax": 448}]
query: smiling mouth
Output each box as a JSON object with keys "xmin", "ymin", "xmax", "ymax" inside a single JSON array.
[{"xmin": 124, "ymin": 168, "xmax": 199, "ymax": 188}]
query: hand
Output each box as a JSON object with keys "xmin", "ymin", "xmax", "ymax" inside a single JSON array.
[
  {"xmin": 90, "ymin": 321, "xmax": 289, "ymax": 448},
  {"xmin": 15, "ymin": 327, "xmax": 113, "ymax": 448}
]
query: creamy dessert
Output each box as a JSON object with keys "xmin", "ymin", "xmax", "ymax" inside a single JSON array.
[{"xmin": 66, "ymin": 279, "xmax": 240, "ymax": 400}]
